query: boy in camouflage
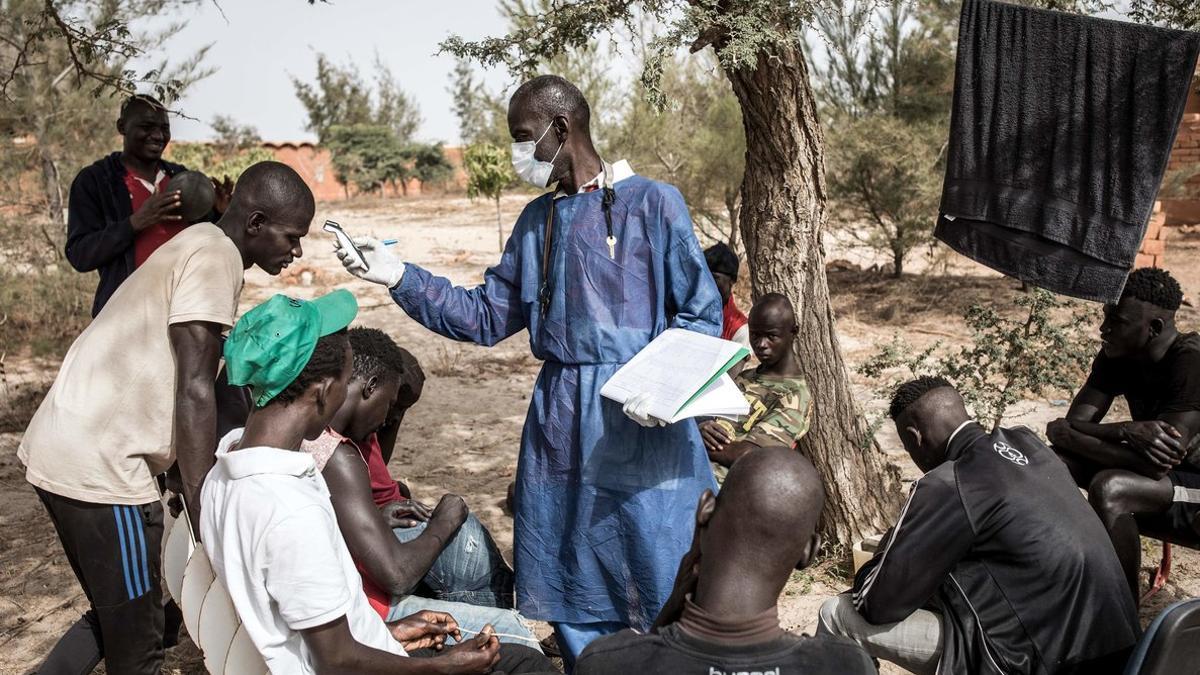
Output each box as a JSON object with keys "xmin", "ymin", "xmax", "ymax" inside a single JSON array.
[{"xmin": 699, "ymin": 294, "xmax": 813, "ymax": 482}]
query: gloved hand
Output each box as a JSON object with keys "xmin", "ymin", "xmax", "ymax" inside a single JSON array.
[
  {"xmin": 623, "ymin": 392, "xmax": 668, "ymax": 428},
  {"xmin": 336, "ymin": 236, "xmax": 405, "ymax": 288}
]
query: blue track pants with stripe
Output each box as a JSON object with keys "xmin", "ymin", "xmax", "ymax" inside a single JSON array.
[{"xmin": 35, "ymin": 487, "xmax": 165, "ymax": 675}]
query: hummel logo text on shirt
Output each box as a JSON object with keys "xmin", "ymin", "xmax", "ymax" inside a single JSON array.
[
  {"xmin": 708, "ymin": 668, "xmax": 780, "ymax": 675},
  {"xmin": 993, "ymin": 441, "xmax": 1029, "ymax": 466}
]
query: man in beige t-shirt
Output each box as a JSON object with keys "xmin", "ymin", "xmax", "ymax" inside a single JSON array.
[{"xmin": 19, "ymin": 161, "xmax": 315, "ymax": 675}]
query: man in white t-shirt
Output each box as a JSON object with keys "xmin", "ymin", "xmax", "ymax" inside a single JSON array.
[
  {"xmin": 19, "ymin": 161, "xmax": 314, "ymax": 674},
  {"xmin": 203, "ymin": 291, "xmax": 556, "ymax": 675}
]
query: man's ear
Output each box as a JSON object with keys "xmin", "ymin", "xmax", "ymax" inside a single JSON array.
[
  {"xmin": 552, "ymin": 114, "xmax": 569, "ymax": 142},
  {"xmin": 1149, "ymin": 317, "xmax": 1165, "ymax": 338},
  {"xmin": 797, "ymin": 532, "xmax": 822, "ymax": 569},
  {"xmin": 246, "ymin": 210, "xmax": 267, "ymax": 236},
  {"xmin": 362, "ymin": 375, "xmax": 378, "ymax": 401},
  {"xmin": 312, "ymin": 375, "xmax": 333, "ymax": 414},
  {"xmin": 116, "ymin": 117, "xmax": 127, "ymax": 135},
  {"xmin": 903, "ymin": 425, "xmax": 924, "ymax": 450}
]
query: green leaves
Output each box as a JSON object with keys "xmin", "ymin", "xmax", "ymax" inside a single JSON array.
[
  {"xmin": 291, "ymin": 53, "xmax": 422, "ymax": 145},
  {"xmin": 858, "ymin": 289, "xmax": 1096, "ymax": 430},
  {"xmin": 323, "ymin": 125, "xmax": 451, "ymax": 195},
  {"xmin": 463, "ymin": 142, "xmax": 515, "ymax": 202}
]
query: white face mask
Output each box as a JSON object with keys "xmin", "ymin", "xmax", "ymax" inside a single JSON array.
[{"xmin": 511, "ymin": 122, "xmax": 563, "ymax": 189}]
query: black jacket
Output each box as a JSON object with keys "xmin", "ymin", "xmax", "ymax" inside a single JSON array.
[
  {"xmin": 852, "ymin": 423, "xmax": 1139, "ymax": 675},
  {"xmin": 65, "ymin": 152, "xmax": 189, "ymax": 317},
  {"xmin": 576, "ymin": 624, "xmax": 876, "ymax": 675}
]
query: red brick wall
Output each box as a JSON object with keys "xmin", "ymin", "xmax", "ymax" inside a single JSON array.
[
  {"xmin": 1136, "ymin": 201, "xmax": 1168, "ymax": 269},
  {"xmin": 1161, "ymin": 75, "xmax": 1200, "ymax": 226},
  {"xmin": 263, "ymin": 142, "xmax": 422, "ymax": 203}
]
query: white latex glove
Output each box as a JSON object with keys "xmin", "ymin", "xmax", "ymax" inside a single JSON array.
[
  {"xmin": 336, "ymin": 236, "xmax": 405, "ymax": 288},
  {"xmin": 623, "ymin": 392, "xmax": 668, "ymax": 428}
]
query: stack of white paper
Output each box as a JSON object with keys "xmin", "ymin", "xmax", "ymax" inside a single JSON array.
[{"xmin": 601, "ymin": 328, "xmax": 751, "ymax": 423}]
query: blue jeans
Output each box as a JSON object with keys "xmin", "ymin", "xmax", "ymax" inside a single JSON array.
[
  {"xmin": 392, "ymin": 513, "xmax": 515, "ymax": 607},
  {"xmin": 386, "ymin": 594, "xmax": 541, "ymax": 651}
]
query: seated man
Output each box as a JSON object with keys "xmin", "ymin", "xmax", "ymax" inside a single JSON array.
[
  {"xmin": 201, "ymin": 291, "xmax": 555, "ymax": 674},
  {"xmin": 819, "ymin": 376, "xmax": 1138, "ymax": 675},
  {"xmin": 307, "ymin": 327, "xmax": 536, "ymax": 648},
  {"xmin": 698, "ymin": 293, "xmax": 812, "ymax": 480},
  {"xmin": 1047, "ymin": 267, "xmax": 1200, "ymax": 599},
  {"xmin": 575, "ymin": 447, "xmax": 873, "ymax": 674},
  {"xmin": 215, "ymin": 332, "xmax": 519, "ymax": 613}
]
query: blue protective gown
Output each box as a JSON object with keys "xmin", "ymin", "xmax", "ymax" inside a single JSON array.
[{"xmin": 389, "ymin": 175, "xmax": 722, "ymax": 630}]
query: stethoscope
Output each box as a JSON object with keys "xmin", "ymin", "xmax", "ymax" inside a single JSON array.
[{"xmin": 539, "ymin": 161, "xmax": 617, "ymax": 317}]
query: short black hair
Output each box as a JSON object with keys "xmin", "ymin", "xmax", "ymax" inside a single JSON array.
[
  {"xmin": 119, "ymin": 94, "xmax": 165, "ymax": 120},
  {"xmin": 510, "ymin": 75, "xmax": 591, "ymax": 129},
  {"xmin": 398, "ymin": 346, "xmax": 425, "ymax": 394},
  {"xmin": 271, "ymin": 330, "xmax": 350, "ymax": 406},
  {"xmin": 348, "ymin": 327, "xmax": 407, "ymax": 383},
  {"xmin": 1122, "ymin": 267, "xmax": 1182, "ymax": 311},
  {"xmin": 705, "ymin": 243, "xmax": 739, "ymax": 279},
  {"xmin": 889, "ymin": 375, "xmax": 953, "ymax": 420}
]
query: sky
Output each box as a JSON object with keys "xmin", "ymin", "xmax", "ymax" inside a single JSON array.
[{"xmin": 135, "ymin": 0, "xmax": 534, "ymax": 145}]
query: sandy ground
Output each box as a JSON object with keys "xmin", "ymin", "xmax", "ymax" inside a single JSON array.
[{"xmin": 3, "ymin": 193, "xmax": 1200, "ymax": 674}]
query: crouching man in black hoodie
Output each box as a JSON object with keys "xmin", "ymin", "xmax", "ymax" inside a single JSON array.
[{"xmin": 818, "ymin": 376, "xmax": 1139, "ymax": 675}]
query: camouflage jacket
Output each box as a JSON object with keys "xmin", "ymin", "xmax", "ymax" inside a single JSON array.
[{"xmin": 728, "ymin": 369, "xmax": 813, "ymax": 449}]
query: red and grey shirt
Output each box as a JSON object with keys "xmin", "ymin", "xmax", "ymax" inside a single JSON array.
[{"xmin": 124, "ymin": 168, "xmax": 187, "ymax": 267}]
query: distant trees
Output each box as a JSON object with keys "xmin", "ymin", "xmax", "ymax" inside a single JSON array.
[
  {"xmin": 323, "ymin": 124, "xmax": 453, "ymax": 197},
  {"xmin": 814, "ymin": 0, "xmax": 954, "ymax": 278},
  {"xmin": 292, "ymin": 53, "xmax": 449, "ymax": 197},
  {"xmin": 167, "ymin": 116, "xmax": 274, "ymax": 183}
]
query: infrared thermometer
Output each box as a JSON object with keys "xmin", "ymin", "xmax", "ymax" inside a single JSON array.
[{"xmin": 323, "ymin": 220, "xmax": 369, "ymax": 272}]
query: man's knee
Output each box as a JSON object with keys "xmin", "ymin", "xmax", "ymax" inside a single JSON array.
[
  {"xmin": 1089, "ymin": 470, "xmax": 1148, "ymax": 517},
  {"xmin": 817, "ymin": 594, "xmax": 856, "ymax": 638}
]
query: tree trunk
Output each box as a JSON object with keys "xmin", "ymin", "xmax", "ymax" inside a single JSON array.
[
  {"xmin": 724, "ymin": 43, "xmax": 903, "ymax": 547},
  {"xmin": 892, "ymin": 247, "xmax": 904, "ymax": 278},
  {"xmin": 725, "ymin": 188, "xmax": 741, "ymax": 253},
  {"xmin": 36, "ymin": 130, "xmax": 63, "ymax": 226}
]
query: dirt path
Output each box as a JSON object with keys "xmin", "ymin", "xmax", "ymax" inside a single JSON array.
[{"xmin": 3, "ymin": 195, "xmax": 1200, "ymax": 674}]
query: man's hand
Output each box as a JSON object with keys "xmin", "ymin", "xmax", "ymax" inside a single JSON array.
[
  {"xmin": 429, "ymin": 494, "xmax": 469, "ymax": 531},
  {"xmin": 336, "ymin": 236, "xmax": 405, "ymax": 288},
  {"xmin": 212, "ymin": 175, "xmax": 234, "ymax": 214},
  {"xmin": 130, "ymin": 190, "xmax": 182, "ymax": 231},
  {"xmin": 699, "ymin": 420, "xmax": 732, "ymax": 452},
  {"xmin": 1046, "ymin": 418, "xmax": 1073, "ymax": 448},
  {"xmin": 435, "ymin": 626, "xmax": 501, "ymax": 674},
  {"xmin": 388, "ymin": 610, "xmax": 461, "ymax": 651},
  {"xmin": 623, "ymin": 392, "xmax": 668, "ymax": 428},
  {"xmin": 1122, "ymin": 420, "xmax": 1186, "ymax": 470},
  {"xmin": 380, "ymin": 498, "xmax": 433, "ymax": 529},
  {"xmin": 708, "ymin": 439, "xmax": 755, "ymax": 469}
]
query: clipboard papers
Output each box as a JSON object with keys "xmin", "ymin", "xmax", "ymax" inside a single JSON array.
[{"xmin": 600, "ymin": 328, "xmax": 751, "ymax": 423}]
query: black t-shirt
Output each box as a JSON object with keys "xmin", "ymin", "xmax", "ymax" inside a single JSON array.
[
  {"xmin": 1085, "ymin": 332, "xmax": 1200, "ymax": 422},
  {"xmin": 575, "ymin": 624, "xmax": 875, "ymax": 675}
]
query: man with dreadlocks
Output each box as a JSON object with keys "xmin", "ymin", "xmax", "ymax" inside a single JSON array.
[
  {"xmin": 336, "ymin": 74, "xmax": 722, "ymax": 669},
  {"xmin": 1048, "ymin": 267, "xmax": 1200, "ymax": 600},
  {"xmin": 820, "ymin": 376, "xmax": 1137, "ymax": 675}
]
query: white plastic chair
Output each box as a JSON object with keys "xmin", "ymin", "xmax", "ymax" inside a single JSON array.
[{"xmin": 162, "ymin": 502, "xmax": 268, "ymax": 675}]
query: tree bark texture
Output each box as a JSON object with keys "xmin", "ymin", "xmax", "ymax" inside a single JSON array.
[
  {"xmin": 35, "ymin": 122, "xmax": 63, "ymax": 226},
  {"xmin": 723, "ymin": 43, "xmax": 903, "ymax": 546}
]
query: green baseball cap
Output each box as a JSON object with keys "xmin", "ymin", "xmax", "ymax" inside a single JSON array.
[{"xmin": 224, "ymin": 289, "xmax": 359, "ymax": 407}]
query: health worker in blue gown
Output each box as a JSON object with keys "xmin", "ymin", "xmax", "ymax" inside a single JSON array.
[{"xmin": 336, "ymin": 75, "xmax": 722, "ymax": 671}]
